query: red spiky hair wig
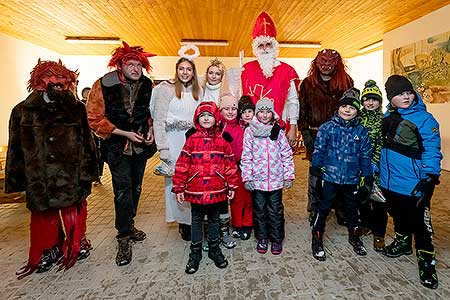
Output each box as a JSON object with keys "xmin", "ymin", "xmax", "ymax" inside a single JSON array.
[
  {"xmin": 108, "ymin": 41, "xmax": 156, "ymax": 73},
  {"xmin": 28, "ymin": 59, "xmax": 78, "ymax": 92},
  {"xmin": 307, "ymin": 49, "xmax": 353, "ymax": 92}
]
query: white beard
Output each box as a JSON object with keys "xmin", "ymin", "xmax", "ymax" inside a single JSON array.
[{"xmin": 256, "ymin": 49, "xmax": 277, "ymax": 78}]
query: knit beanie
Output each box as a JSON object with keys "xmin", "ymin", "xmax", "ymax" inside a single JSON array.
[
  {"xmin": 238, "ymin": 95, "xmax": 255, "ymax": 114},
  {"xmin": 218, "ymin": 93, "xmax": 238, "ymax": 109},
  {"xmin": 255, "ymin": 97, "xmax": 274, "ymax": 113},
  {"xmin": 339, "ymin": 87, "xmax": 361, "ymax": 110},
  {"xmin": 385, "ymin": 75, "xmax": 414, "ymax": 101},
  {"xmin": 361, "ymin": 80, "xmax": 382, "ymax": 102}
]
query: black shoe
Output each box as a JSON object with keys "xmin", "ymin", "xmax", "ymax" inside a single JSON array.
[
  {"xmin": 240, "ymin": 229, "xmax": 252, "ymax": 240},
  {"xmin": 130, "ymin": 227, "xmax": 147, "ymax": 242},
  {"xmin": 384, "ymin": 233, "xmax": 412, "ymax": 258},
  {"xmin": 208, "ymin": 239, "xmax": 228, "ymax": 269},
  {"xmin": 349, "ymin": 230, "xmax": 367, "ymax": 256},
  {"xmin": 36, "ymin": 246, "xmax": 63, "ymax": 273},
  {"xmin": 220, "ymin": 223, "xmax": 236, "ymax": 249},
  {"xmin": 311, "ymin": 231, "xmax": 326, "ymax": 261},
  {"xmin": 77, "ymin": 237, "xmax": 93, "ymax": 261},
  {"xmin": 185, "ymin": 243, "xmax": 202, "ymax": 274},
  {"xmin": 179, "ymin": 224, "xmax": 191, "ymax": 241},
  {"xmin": 417, "ymin": 250, "xmax": 438, "ymax": 289},
  {"xmin": 116, "ymin": 236, "xmax": 132, "ymax": 266}
]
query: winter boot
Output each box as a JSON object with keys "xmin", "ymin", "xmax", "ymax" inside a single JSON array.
[
  {"xmin": 116, "ymin": 236, "xmax": 132, "ymax": 266},
  {"xmin": 383, "ymin": 232, "xmax": 412, "ymax": 258},
  {"xmin": 208, "ymin": 239, "xmax": 228, "ymax": 269},
  {"xmin": 220, "ymin": 220, "xmax": 236, "ymax": 249},
  {"xmin": 130, "ymin": 227, "xmax": 147, "ymax": 242},
  {"xmin": 311, "ymin": 231, "xmax": 326, "ymax": 261},
  {"xmin": 373, "ymin": 236, "xmax": 385, "ymax": 253},
  {"xmin": 417, "ymin": 250, "xmax": 438, "ymax": 289},
  {"xmin": 36, "ymin": 245, "xmax": 63, "ymax": 273},
  {"xmin": 349, "ymin": 228, "xmax": 367, "ymax": 256},
  {"xmin": 185, "ymin": 242, "xmax": 203, "ymax": 274},
  {"xmin": 256, "ymin": 239, "xmax": 269, "ymax": 254},
  {"xmin": 179, "ymin": 224, "xmax": 191, "ymax": 241}
]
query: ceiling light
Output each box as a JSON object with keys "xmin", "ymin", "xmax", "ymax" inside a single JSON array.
[
  {"xmin": 278, "ymin": 42, "xmax": 321, "ymax": 49},
  {"xmin": 180, "ymin": 39, "xmax": 229, "ymax": 46},
  {"xmin": 358, "ymin": 40, "xmax": 383, "ymax": 53},
  {"xmin": 65, "ymin": 36, "xmax": 122, "ymax": 45}
]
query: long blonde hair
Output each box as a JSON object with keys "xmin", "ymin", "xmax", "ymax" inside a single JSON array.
[{"xmin": 174, "ymin": 57, "xmax": 201, "ymax": 100}]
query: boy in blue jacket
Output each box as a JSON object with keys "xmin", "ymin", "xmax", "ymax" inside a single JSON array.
[
  {"xmin": 310, "ymin": 88, "xmax": 373, "ymax": 261},
  {"xmin": 380, "ymin": 75, "xmax": 442, "ymax": 289}
]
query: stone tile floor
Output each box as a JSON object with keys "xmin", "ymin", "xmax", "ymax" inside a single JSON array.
[{"xmin": 1, "ymin": 155, "xmax": 449, "ymax": 300}]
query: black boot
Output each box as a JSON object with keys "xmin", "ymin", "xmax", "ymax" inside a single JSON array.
[
  {"xmin": 311, "ymin": 230, "xmax": 326, "ymax": 261},
  {"xmin": 417, "ymin": 250, "xmax": 438, "ymax": 289},
  {"xmin": 208, "ymin": 239, "xmax": 228, "ymax": 269},
  {"xmin": 36, "ymin": 245, "xmax": 63, "ymax": 273},
  {"xmin": 383, "ymin": 232, "xmax": 412, "ymax": 258},
  {"xmin": 116, "ymin": 236, "xmax": 132, "ymax": 266},
  {"xmin": 349, "ymin": 228, "xmax": 367, "ymax": 256},
  {"xmin": 77, "ymin": 236, "xmax": 93, "ymax": 261},
  {"xmin": 185, "ymin": 242, "xmax": 202, "ymax": 274},
  {"xmin": 179, "ymin": 224, "xmax": 191, "ymax": 241},
  {"xmin": 220, "ymin": 220, "xmax": 236, "ymax": 249}
]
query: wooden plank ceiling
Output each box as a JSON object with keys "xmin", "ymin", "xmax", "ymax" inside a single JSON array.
[{"xmin": 0, "ymin": 0, "xmax": 448, "ymax": 58}]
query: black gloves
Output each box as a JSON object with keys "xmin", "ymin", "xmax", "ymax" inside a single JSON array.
[
  {"xmin": 301, "ymin": 129, "xmax": 314, "ymax": 154},
  {"xmin": 270, "ymin": 123, "xmax": 281, "ymax": 141},
  {"xmin": 412, "ymin": 174, "xmax": 439, "ymax": 208},
  {"xmin": 309, "ymin": 166, "xmax": 323, "ymax": 179}
]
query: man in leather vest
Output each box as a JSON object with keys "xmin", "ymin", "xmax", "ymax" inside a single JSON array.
[{"xmin": 87, "ymin": 42, "xmax": 156, "ymax": 266}]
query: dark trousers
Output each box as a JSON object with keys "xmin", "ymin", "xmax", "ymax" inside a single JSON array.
[
  {"xmin": 382, "ymin": 188, "xmax": 434, "ymax": 252},
  {"xmin": 104, "ymin": 144, "xmax": 148, "ymax": 238},
  {"xmin": 191, "ymin": 203, "xmax": 220, "ymax": 244},
  {"xmin": 369, "ymin": 201, "xmax": 389, "ymax": 237},
  {"xmin": 312, "ymin": 181, "xmax": 359, "ymax": 232},
  {"xmin": 253, "ymin": 189, "xmax": 285, "ymax": 243}
]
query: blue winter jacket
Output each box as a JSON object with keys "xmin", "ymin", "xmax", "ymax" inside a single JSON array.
[
  {"xmin": 312, "ymin": 113, "xmax": 372, "ymax": 185},
  {"xmin": 379, "ymin": 93, "xmax": 442, "ymax": 196}
]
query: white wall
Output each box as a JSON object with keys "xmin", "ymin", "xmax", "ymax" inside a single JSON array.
[
  {"xmin": 347, "ymin": 51, "xmax": 384, "ymax": 101},
  {"xmin": 383, "ymin": 4, "xmax": 450, "ymax": 170}
]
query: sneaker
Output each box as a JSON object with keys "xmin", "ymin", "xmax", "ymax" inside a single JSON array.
[
  {"xmin": 130, "ymin": 227, "xmax": 147, "ymax": 242},
  {"xmin": 116, "ymin": 237, "xmax": 132, "ymax": 266},
  {"xmin": 36, "ymin": 246, "xmax": 63, "ymax": 273},
  {"xmin": 373, "ymin": 236, "xmax": 385, "ymax": 253},
  {"xmin": 240, "ymin": 229, "xmax": 252, "ymax": 240},
  {"xmin": 77, "ymin": 237, "xmax": 93, "ymax": 261},
  {"xmin": 349, "ymin": 234, "xmax": 367, "ymax": 256},
  {"xmin": 231, "ymin": 229, "xmax": 242, "ymax": 239},
  {"xmin": 383, "ymin": 233, "xmax": 412, "ymax": 258},
  {"xmin": 256, "ymin": 239, "xmax": 269, "ymax": 254},
  {"xmin": 221, "ymin": 233, "xmax": 237, "ymax": 249},
  {"xmin": 271, "ymin": 242, "xmax": 283, "ymax": 255}
]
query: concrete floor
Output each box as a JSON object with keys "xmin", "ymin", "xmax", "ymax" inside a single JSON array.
[{"xmin": 1, "ymin": 155, "xmax": 449, "ymax": 300}]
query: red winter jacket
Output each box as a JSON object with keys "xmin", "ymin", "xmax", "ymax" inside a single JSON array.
[
  {"xmin": 222, "ymin": 117, "xmax": 244, "ymax": 162},
  {"xmin": 172, "ymin": 102, "xmax": 239, "ymax": 205}
]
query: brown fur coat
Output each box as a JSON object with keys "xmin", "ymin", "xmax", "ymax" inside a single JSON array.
[{"xmin": 5, "ymin": 91, "xmax": 99, "ymax": 211}]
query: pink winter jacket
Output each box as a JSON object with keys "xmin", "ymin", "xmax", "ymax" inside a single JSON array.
[{"xmin": 241, "ymin": 121, "xmax": 295, "ymax": 191}]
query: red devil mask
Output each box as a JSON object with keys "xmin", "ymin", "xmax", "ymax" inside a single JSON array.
[
  {"xmin": 28, "ymin": 59, "xmax": 78, "ymax": 92},
  {"xmin": 316, "ymin": 49, "xmax": 340, "ymax": 76}
]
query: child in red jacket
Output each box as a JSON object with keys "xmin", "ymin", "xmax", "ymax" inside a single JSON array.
[
  {"xmin": 172, "ymin": 101, "xmax": 238, "ymax": 274},
  {"xmin": 220, "ymin": 94, "xmax": 254, "ymax": 240}
]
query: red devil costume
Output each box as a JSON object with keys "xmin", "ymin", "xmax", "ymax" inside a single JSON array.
[
  {"xmin": 241, "ymin": 12, "xmax": 300, "ymax": 132},
  {"xmin": 298, "ymin": 49, "xmax": 353, "ymax": 220},
  {"xmin": 5, "ymin": 60, "xmax": 99, "ymax": 279}
]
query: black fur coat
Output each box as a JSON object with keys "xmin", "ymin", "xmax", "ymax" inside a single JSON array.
[{"xmin": 5, "ymin": 91, "xmax": 99, "ymax": 211}]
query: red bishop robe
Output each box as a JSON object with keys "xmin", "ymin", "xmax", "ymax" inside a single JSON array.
[{"xmin": 241, "ymin": 60, "xmax": 299, "ymax": 121}]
